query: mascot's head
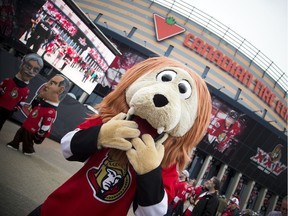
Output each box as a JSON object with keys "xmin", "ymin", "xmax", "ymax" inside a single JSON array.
[{"xmin": 96, "ymin": 57, "xmax": 211, "ymax": 170}]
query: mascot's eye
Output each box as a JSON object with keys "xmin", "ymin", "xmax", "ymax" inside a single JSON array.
[
  {"xmin": 178, "ymin": 80, "xmax": 192, "ymax": 99},
  {"xmin": 156, "ymin": 70, "xmax": 177, "ymax": 82}
]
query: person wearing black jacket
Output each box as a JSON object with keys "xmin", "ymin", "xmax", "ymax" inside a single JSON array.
[{"xmin": 190, "ymin": 177, "xmax": 220, "ymax": 216}]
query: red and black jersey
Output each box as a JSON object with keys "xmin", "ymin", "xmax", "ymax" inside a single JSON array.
[
  {"xmin": 171, "ymin": 181, "xmax": 190, "ymax": 208},
  {"xmin": 41, "ymin": 117, "xmax": 178, "ymax": 216},
  {"xmin": 22, "ymin": 100, "xmax": 57, "ymax": 137},
  {"xmin": 0, "ymin": 77, "xmax": 29, "ymax": 111}
]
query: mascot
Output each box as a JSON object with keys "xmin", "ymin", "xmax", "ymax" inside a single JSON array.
[{"xmin": 32, "ymin": 57, "xmax": 211, "ymax": 216}]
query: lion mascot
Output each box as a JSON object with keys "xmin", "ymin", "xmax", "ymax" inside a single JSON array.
[{"xmin": 33, "ymin": 57, "xmax": 211, "ymax": 216}]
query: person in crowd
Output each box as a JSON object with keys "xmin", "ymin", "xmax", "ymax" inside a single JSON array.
[
  {"xmin": 268, "ymin": 196, "xmax": 287, "ymax": 216},
  {"xmin": 217, "ymin": 195, "xmax": 228, "ymax": 216},
  {"xmin": 89, "ymin": 70, "xmax": 98, "ymax": 83},
  {"xmin": 0, "ymin": 53, "xmax": 43, "ymax": 131},
  {"xmin": 240, "ymin": 209, "xmax": 255, "ymax": 216},
  {"xmin": 79, "ymin": 59, "xmax": 87, "ymax": 72},
  {"xmin": 24, "ymin": 14, "xmax": 42, "ymax": 41},
  {"xmin": 183, "ymin": 180, "xmax": 205, "ymax": 216},
  {"xmin": 41, "ymin": 39, "xmax": 56, "ymax": 58},
  {"xmin": 26, "ymin": 18, "xmax": 51, "ymax": 53},
  {"xmin": 6, "ymin": 74, "xmax": 70, "ymax": 155},
  {"xmin": 52, "ymin": 41, "xmax": 67, "ymax": 66},
  {"xmin": 189, "ymin": 176, "xmax": 220, "ymax": 215},
  {"xmin": 221, "ymin": 197, "xmax": 240, "ymax": 216},
  {"xmin": 59, "ymin": 46, "xmax": 73, "ymax": 71},
  {"xmin": 165, "ymin": 170, "xmax": 190, "ymax": 216},
  {"xmin": 82, "ymin": 68, "xmax": 92, "ymax": 83},
  {"xmin": 71, "ymin": 54, "xmax": 80, "ymax": 68},
  {"xmin": 183, "ymin": 178, "xmax": 197, "ymax": 214}
]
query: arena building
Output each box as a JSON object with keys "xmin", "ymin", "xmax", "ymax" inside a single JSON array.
[{"xmin": 0, "ymin": 0, "xmax": 287, "ymax": 214}]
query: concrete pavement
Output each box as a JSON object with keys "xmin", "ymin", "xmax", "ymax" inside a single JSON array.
[
  {"xmin": 0, "ymin": 120, "xmax": 83, "ymax": 215},
  {"xmin": 0, "ymin": 120, "xmax": 134, "ymax": 216}
]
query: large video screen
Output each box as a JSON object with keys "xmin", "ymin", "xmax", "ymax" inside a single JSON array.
[{"xmin": 3, "ymin": 0, "xmax": 116, "ymax": 95}]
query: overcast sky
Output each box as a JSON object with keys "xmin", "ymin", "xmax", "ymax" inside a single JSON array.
[{"xmin": 182, "ymin": 0, "xmax": 287, "ymax": 75}]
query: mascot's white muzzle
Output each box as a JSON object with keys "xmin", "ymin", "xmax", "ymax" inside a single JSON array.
[{"xmin": 127, "ymin": 83, "xmax": 182, "ymax": 135}]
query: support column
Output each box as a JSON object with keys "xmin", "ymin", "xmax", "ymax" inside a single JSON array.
[
  {"xmin": 226, "ymin": 172, "xmax": 242, "ymax": 200},
  {"xmin": 196, "ymin": 155, "xmax": 212, "ymax": 186},
  {"xmin": 241, "ymin": 180, "xmax": 255, "ymax": 210},
  {"xmin": 217, "ymin": 164, "xmax": 228, "ymax": 181},
  {"xmin": 254, "ymin": 188, "xmax": 267, "ymax": 212},
  {"xmin": 267, "ymin": 195, "xmax": 279, "ymax": 213},
  {"xmin": 78, "ymin": 92, "xmax": 89, "ymax": 104}
]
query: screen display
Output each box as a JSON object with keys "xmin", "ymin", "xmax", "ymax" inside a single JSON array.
[
  {"xmin": 198, "ymin": 95, "xmax": 287, "ymax": 195},
  {"xmin": 16, "ymin": 0, "xmax": 116, "ymax": 94}
]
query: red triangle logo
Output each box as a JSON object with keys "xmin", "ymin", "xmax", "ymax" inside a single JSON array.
[{"xmin": 153, "ymin": 14, "xmax": 186, "ymax": 41}]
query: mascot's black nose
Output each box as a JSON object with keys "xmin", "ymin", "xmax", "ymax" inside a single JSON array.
[{"xmin": 153, "ymin": 94, "xmax": 169, "ymax": 107}]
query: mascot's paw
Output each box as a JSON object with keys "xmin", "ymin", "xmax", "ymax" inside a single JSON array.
[
  {"xmin": 98, "ymin": 112, "xmax": 141, "ymax": 150},
  {"xmin": 126, "ymin": 133, "xmax": 167, "ymax": 175}
]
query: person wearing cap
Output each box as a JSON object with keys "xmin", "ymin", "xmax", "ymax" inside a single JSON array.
[
  {"xmin": 221, "ymin": 197, "xmax": 240, "ymax": 216},
  {"xmin": 217, "ymin": 195, "xmax": 228, "ymax": 216},
  {"xmin": 165, "ymin": 170, "xmax": 191, "ymax": 215},
  {"xmin": 0, "ymin": 53, "xmax": 43, "ymax": 131},
  {"xmin": 6, "ymin": 74, "xmax": 70, "ymax": 155}
]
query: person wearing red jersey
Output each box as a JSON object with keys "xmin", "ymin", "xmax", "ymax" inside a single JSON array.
[
  {"xmin": 0, "ymin": 53, "xmax": 43, "ymax": 131},
  {"xmin": 183, "ymin": 184, "xmax": 205, "ymax": 216},
  {"xmin": 166, "ymin": 170, "xmax": 190, "ymax": 216},
  {"xmin": 7, "ymin": 74, "xmax": 70, "ymax": 155},
  {"xmin": 59, "ymin": 46, "xmax": 74, "ymax": 71},
  {"xmin": 207, "ymin": 110, "xmax": 241, "ymax": 153}
]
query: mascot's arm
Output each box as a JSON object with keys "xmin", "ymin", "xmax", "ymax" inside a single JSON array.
[
  {"xmin": 133, "ymin": 167, "xmax": 168, "ymax": 216},
  {"xmin": 127, "ymin": 134, "xmax": 169, "ymax": 215},
  {"xmin": 132, "ymin": 163, "xmax": 178, "ymax": 216},
  {"xmin": 61, "ymin": 113, "xmax": 140, "ymax": 162},
  {"xmin": 61, "ymin": 123, "xmax": 102, "ymax": 162}
]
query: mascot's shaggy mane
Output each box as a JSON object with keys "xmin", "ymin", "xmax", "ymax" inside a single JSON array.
[{"xmin": 92, "ymin": 57, "xmax": 211, "ymax": 170}]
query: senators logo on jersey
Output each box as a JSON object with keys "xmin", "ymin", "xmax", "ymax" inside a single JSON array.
[
  {"xmin": 10, "ymin": 88, "xmax": 18, "ymax": 98},
  {"xmin": 87, "ymin": 153, "xmax": 131, "ymax": 203}
]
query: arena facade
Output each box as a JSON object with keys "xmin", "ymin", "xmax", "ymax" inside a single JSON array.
[{"xmin": 0, "ymin": 0, "xmax": 286, "ymax": 214}]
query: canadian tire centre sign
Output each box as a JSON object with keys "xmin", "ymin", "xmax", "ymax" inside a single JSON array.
[{"xmin": 183, "ymin": 33, "xmax": 287, "ymax": 122}]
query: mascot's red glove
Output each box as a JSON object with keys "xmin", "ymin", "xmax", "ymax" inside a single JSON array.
[
  {"xmin": 126, "ymin": 133, "xmax": 168, "ymax": 175},
  {"xmin": 97, "ymin": 112, "xmax": 141, "ymax": 150}
]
